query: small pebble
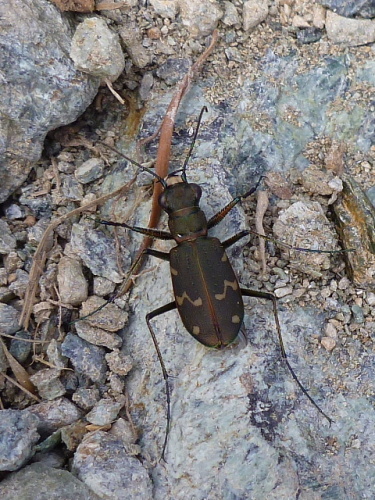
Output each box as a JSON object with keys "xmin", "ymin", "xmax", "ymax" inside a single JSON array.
[
  {"xmin": 365, "ymin": 292, "xmax": 375, "ymax": 306},
  {"xmin": 105, "ymin": 350, "xmax": 133, "ymax": 376},
  {"xmin": 274, "ymin": 286, "xmax": 293, "ymax": 298},
  {"xmin": 338, "ymin": 277, "xmax": 350, "ymax": 290},
  {"xmin": 75, "ymin": 158, "xmax": 104, "ymax": 184},
  {"xmin": 351, "ymin": 305, "xmax": 364, "ymax": 324},
  {"xmin": 325, "ymin": 322, "xmax": 338, "ymax": 339},
  {"xmin": 321, "ymin": 337, "xmax": 336, "ymax": 351},
  {"xmin": 30, "ymin": 368, "xmax": 65, "ymax": 400},
  {"xmin": 72, "ymin": 387, "xmax": 100, "ymax": 411},
  {"xmin": 86, "ymin": 398, "xmax": 124, "ymax": 426}
]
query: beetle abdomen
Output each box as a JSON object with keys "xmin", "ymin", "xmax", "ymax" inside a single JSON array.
[{"xmin": 170, "ymin": 237, "xmax": 244, "ymax": 348}]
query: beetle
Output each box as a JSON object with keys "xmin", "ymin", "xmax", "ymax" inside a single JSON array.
[{"xmin": 100, "ymin": 109, "xmax": 333, "ymax": 459}]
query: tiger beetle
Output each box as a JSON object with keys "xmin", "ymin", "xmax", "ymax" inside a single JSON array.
[{"xmin": 99, "ymin": 107, "xmax": 337, "ymax": 460}]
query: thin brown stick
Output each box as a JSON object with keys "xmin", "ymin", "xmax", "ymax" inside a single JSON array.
[
  {"xmin": 0, "ymin": 332, "xmax": 49, "ymax": 343},
  {"xmin": 1, "ymin": 372, "xmax": 41, "ymax": 402},
  {"xmin": 255, "ymin": 191, "xmax": 269, "ymax": 275},
  {"xmin": 122, "ymin": 30, "xmax": 219, "ymax": 294},
  {"xmin": 0, "ymin": 337, "xmax": 36, "ymax": 395}
]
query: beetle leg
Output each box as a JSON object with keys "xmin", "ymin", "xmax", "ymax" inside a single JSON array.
[
  {"xmin": 99, "ymin": 220, "xmax": 174, "ymax": 241},
  {"xmin": 114, "ymin": 248, "xmax": 170, "ymax": 300},
  {"xmin": 222, "ymin": 230, "xmax": 251, "ymax": 249},
  {"xmin": 222, "ymin": 229, "xmax": 352, "ymax": 255},
  {"xmin": 207, "ymin": 177, "xmax": 264, "ymax": 229},
  {"xmin": 146, "ymin": 301, "xmax": 177, "ymax": 462},
  {"xmin": 241, "ymin": 288, "xmax": 332, "ymax": 424}
]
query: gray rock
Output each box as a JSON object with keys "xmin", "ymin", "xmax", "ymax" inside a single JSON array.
[
  {"xmin": 297, "ymin": 27, "xmax": 324, "ymax": 44},
  {"xmin": 3, "ymin": 251, "xmax": 23, "ymax": 275},
  {"xmin": 61, "ymin": 176, "xmax": 84, "ymax": 202},
  {"xmin": 93, "ymin": 276, "xmax": 116, "ymax": 297},
  {"xmin": 79, "ymin": 296, "xmax": 128, "ymax": 332},
  {"xmin": 156, "ymin": 58, "xmax": 192, "ymax": 86},
  {"xmin": 75, "ymin": 321, "xmax": 122, "ymax": 349},
  {"xmin": 149, "ymin": 0, "xmax": 178, "ymax": 19},
  {"xmin": 351, "ymin": 305, "xmax": 365, "ymax": 323},
  {"xmin": 26, "ymin": 398, "xmax": 83, "ymax": 435},
  {"xmin": 8, "ymin": 269, "xmax": 29, "ymax": 299},
  {"xmin": 0, "ymin": 303, "xmax": 20, "ymax": 334},
  {"xmin": 105, "ymin": 350, "xmax": 133, "ymax": 376},
  {"xmin": 326, "ymin": 10, "xmax": 375, "ymax": 46},
  {"xmin": 61, "ymin": 333, "xmax": 107, "ymax": 383},
  {"xmin": 0, "ymin": 267, "xmax": 7, "ymax": 286},
  {"xmin": 70, "ymin": 223, "xmax": 129, "ymax": 283},
  {"xmin": 273, "ymin": 201, "xmax": 339, "ymax": 278},
  {"xmin": 9, "ymin": 330, "xmax": 32, "ymax": 363},
  {"xmin": 0, "ymin": 410, "xmax": 40, "ymax": 471},
  {"xmin": 72, "ymin": 387, "xmax": 100, "ymax": 411},
  {"xmin": 139, "ymin": 72, "xmax": 154, "ymax": 102},
  {"xmin": 0, "ymin": 0, "xmax": 100, "ymax": 203},
  {"xmin": 72, "ymin": 432, "xmax": 152, "ymax": 499},
  {"xmin": 0, "ymin": 463, "xmax": 100, "ymax": 500},
  {"xmin": 109, "ymin": 421, "xmax": 136, "ymax": 448},
  {"xmin": 119, "ymin": 24, "xmax": 151, "ymax": 68},
  {"xmin": 222, "ymin": 1, "xmax": 241, "ymax": 26},
  {"xmin": 46, "ymin": 339, "xmax": 68, "ymax": 370},
  {"xmin": 86, "ymin": 398, "xmax": 124, "ymax": 426},
  {"xmin": 75, "ymin": 158, "xmax": 105, "ymax": 184},
  {"xmin": 179, "ymin": 0, "xmax": 223, "ymax": 37},
  {"xmin": 57, "ymin": 256, "xmax": 88, "ymax": 306},
  {"xmin": 0, "ymin": 220, "xmax": 17, "ymax": 254},
  {"xmin": 70, "ymin": 17, "xmax": 125, "ymax": 82},
  {"xmin": 0, "ymin": 342, "xmax": 8, "ymax": 372},
  {"xmin": 5, "ymin": 204, "xmax": 24, "ymax": 220},
  {"xmin": 29, "ymin": 369, "xmax": 65, "ymax": 400},
  {"xmin": 243, "ymin": 0, "xmax": 269, "ymax": 31},
  {"xmin": 318, "ymin": 0, "xmax": 375, "ymax": 19}
]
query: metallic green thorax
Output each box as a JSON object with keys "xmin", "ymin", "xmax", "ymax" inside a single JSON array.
[{"xmin": 160, "ymin": 182, "xmax": 208, "ymax": 242}]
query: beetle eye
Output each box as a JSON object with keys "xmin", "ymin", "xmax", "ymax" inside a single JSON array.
[
  {"xmin": 159, "ymin": 192, "xmax": 167, "ymax": 209},
  {"xmin": 191, "ymin": 184, "xmax": 202, "ymax": 200}
]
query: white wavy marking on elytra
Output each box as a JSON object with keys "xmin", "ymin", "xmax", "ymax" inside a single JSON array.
[
  {"xmin": 176, "ymin": 292, "xmax": 203, "ymax": 307},
  {"xmin": 215, "ymin": 280, "xmax": 238, "ymax": 301}
]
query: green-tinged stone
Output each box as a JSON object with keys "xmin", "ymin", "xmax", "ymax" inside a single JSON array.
[{"xmin": 333, "ymin": 175, "xmax": 375, "ymax": 287}]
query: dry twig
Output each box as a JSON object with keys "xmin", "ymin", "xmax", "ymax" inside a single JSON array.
[
  {"xmin": 255, "ymin": 190, "xmax": 269, "ymax": 275},
  {"xmin": 122, "ymin": 30, "xmax": 219, "ymax": 293}
]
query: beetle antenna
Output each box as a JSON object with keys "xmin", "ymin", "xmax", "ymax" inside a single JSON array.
[
  {"xmin": 99, "ymin": 141, "xmax": 167, "ymax": 188},
  {"xmin": 180, "ymin": 106, "xmax": 208, "ymax": 182}
]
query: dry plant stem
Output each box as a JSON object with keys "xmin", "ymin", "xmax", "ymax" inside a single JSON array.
[
  {"xmin": 122, "ymin": 30, "xmax": 219, "ymax": 294},
  {"xmin": 20, "ymin": 177, "xmax": 136, "ymax": 329},
  {"xmin": 255, "ymin": 190, "xmax": 269, "ymax": 275},
  {"xmin": 105, "ymin": 78, "xmax": 125, "ymax": 105},
  {"xmin": 0, "ymin": 337, "xmax": 36, "ymax": 394},
  {"xmin": 1, "ymin": 372, "xmax": 41, "ymax": 402},
  {"xmin": 53, "ymin": 284, "xmax": 64, "ymax": 341},
  {"xmin": 0, "ymin": 333, "xmax": 49, "ymax": 343}
]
